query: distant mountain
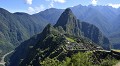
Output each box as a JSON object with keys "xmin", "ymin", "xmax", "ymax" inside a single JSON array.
[
  {"xmin": 9, "ymin": 8, "xmax": 110, "ymax": 66},
  {"xmin": 112, "ymin": 14, "xmax": 120, "ymax": 32},
  {"xmin": 108, "ymin": 14, "xmax": 120, "ymax": 48},
  {"xmin": 71, "ymin": 5, "xmax": 113, "ymax": 36},
  {"xmin": 33, "ymin": 8, "xmax": 64, "ymax": 24},
  {"xmin": 0, "ymin": 8, "xmax": 48, "ymax": 60}
]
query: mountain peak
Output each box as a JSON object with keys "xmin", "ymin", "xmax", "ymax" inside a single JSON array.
[
  {"xmin": 54, "ymin": 8, "xmax": 77, "ymax": 29},
  {"xmin": 64, "ymin": 8, "xmax": 72, "ymax": 14}
]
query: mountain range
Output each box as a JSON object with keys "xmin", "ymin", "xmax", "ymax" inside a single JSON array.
[
  {"xmin": 8, "ymin": 8, "xmax": 110, "ymax": 66},
  {"xmin": 0, "ymin": 4, "xmax": 120, "ymax": 64},
  {"xmin": 35, "ymin": 5, "xmax": 120, "ymax": 48}
]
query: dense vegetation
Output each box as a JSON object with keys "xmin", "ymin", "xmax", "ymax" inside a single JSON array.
[{"xmin": 41, "ymin": 52, "xmax": 119, "ymax": 66}]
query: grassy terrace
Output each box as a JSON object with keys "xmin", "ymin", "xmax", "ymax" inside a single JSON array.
[{"xmin": 66, "ymin": 37, "xmax": 75, "ymax": 42}]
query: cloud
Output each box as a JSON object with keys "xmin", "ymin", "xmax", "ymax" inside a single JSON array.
[
  {"xmin": 28, "ymin": 7, "xmax": 35, "ymax": 14},
  {"xmin": 108, "ymin": 3, "xmax": 120, "ymax": 8},
  {"xmin": 46, "ymin": 0, "xmax": 66, "ymax": 8},
  {"xmin": 25, "ymin": 0, "xmax": 32, "ymax": 5},
  {"xmin": 49, "ymin": 0, "xmax": 54, "ymax": 8},
  {"xmin": 46, "ymin": 0, "xmax": 66, "ymax": 3},
  {"xmin": 35, "ymin": 5, "xmax": 45, "ymax": 12},
  {"xmin": 91, "ymin": 0, "xmax": 97, "ymax": 5},
  {"xmin": 27, "ymin": 5, "xmax": 45, "ymax": 14},
  {"xmin": 54, "ymin": 0, "xmax": 66, "ymax": 3}
]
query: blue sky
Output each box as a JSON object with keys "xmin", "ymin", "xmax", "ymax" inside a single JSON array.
[{"xmin": 0, "ymin": 0, "xmax": 120, "ymax": 14}]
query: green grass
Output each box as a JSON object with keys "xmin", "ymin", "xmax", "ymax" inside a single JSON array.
[{"xmin": 66, "ymin": 37, "xmax": 75, "ymax": 42}]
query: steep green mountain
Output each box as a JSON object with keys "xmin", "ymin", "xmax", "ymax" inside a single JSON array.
[
  {"xmin": 54, "ymin": 8, "xmax": 110, "ymax": 49},
  {"xmin": 9, "ymin": 8, "xmax": 110, "ymax": 66},
  {"xmin": 35, "ymin": 5, "xmax": 120, "ymax": 49},
  {"xmin": 0, "ymin": 8, "xmax": 48, "ymax": 60},
  {"xmin": 35, "ymin": 5, "xmax": 113, "ymax": 36}
]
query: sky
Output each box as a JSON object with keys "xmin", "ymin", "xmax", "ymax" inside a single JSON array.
[{"xmin": 0, "ymin": 0, "xmax": 120, "ymax": 14}]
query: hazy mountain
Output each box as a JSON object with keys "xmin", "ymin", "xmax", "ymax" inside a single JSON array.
[
  {"xmin": 112, "ymin": 14, "xmax": 120, "ymax": 32},
  {"xmin": 33, "ymin": 8, "xmax": 64, "ymax": 24},
  {"xmin": 109, "ymin": 14, "xmax": 120, "ymax": 48},
  {"xmin": 0, "ymin": 8, "xmax": 48, "ymax": 60},
  {"xmin": 9, "ymin": 8, "xmax": 110, "ymax": 66}
]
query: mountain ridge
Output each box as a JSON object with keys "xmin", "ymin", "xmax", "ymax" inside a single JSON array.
[
  {"xmin": 0, "ymin": 7, "xmax": 49, "ymax": 60},
  {"xmin": 9, "ymin": 8, "xmax": 110, "ymax": 66}
]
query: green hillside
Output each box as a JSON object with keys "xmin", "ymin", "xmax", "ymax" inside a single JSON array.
[{"xmin": 0, "ymin": 8, "xmax": 48, "ymax": 60}]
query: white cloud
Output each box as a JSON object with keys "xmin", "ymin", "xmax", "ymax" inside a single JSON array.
[
  {"xmin": 46, "ymin": 0, "xmax": 66, "ymax": 8},
  {"xmin": 108, "ymin": 3, "xmax": 120, "ymax": 8},
  {"xmin": 91, "ymin": 0, "xmax": 97, "ymax": 5},
  {"xmin": 54, "ymin": 0, "xmax": 66, "ymax": 3},
  {"xmin": 25, "ymin": 0, "xmax": 32, "ymax": 5},
  {"xmin": 28, "ymin": 7, "xmax": 35, "ymax": 14},
  {"xmin": 46, "ymin": 0, "xmax": 66, "ymax": 3},
  {"xmin": 27, "ymin": 5, "xmax": 45, "ymax": 14},
  {"xmin": 35, "ymin": 5, "xmax": 45, "ymax": 13}
]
